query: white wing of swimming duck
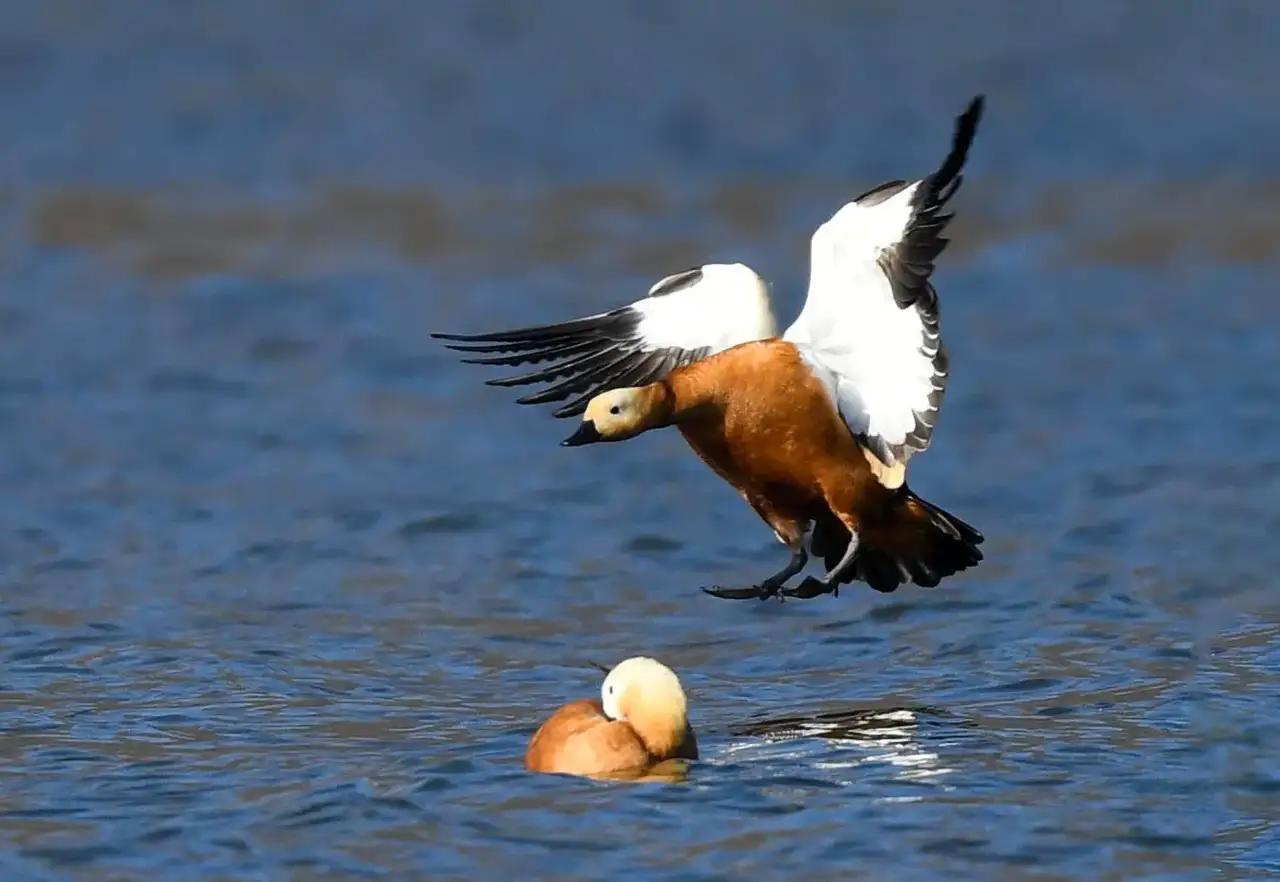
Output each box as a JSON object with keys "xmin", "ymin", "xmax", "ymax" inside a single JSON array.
[
  {"xmin": 434, "ymin": 262, "xmax": 777, "ymax": 418},
  {"xmin": 784, "ymin": 95, "xmax": 983, "ymax": 474}
]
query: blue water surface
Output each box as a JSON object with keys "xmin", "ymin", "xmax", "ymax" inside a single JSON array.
[{"xmin": 1, "ymin": 2, "xmax": 1279, "ymax": 880}]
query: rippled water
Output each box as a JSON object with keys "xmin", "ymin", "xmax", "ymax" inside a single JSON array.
[{"xmin": 2, "ymin": 2, "xmax": 1279, "ymax": 879}]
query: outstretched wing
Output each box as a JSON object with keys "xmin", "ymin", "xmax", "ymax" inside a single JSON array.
[
  {"xmin": 785, "ymin": 95, "xmax": 983, "ymax": 471},
  {"xmin": 435, "ymin": 263, "xmax": 777, "ymax": 417}
]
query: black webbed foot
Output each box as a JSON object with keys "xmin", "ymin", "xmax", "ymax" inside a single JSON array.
[
  {"xmin": 702, "ymin": 583, "xmax": 784, "ymax": 601},
  {"xmin": 781, "ymin": 577, "xmax": 839, "ymax": 600}
]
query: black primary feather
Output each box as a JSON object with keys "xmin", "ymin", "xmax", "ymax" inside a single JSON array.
[{"xmin": 434, "ymin": 300, "xmax": 712, "ymax": 419}]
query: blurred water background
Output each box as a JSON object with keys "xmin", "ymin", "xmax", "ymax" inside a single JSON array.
[{"xmin": 1, "ymin": 2, "xmax": 1279, "ymax": 879}]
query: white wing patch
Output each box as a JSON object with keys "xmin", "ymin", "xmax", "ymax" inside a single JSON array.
[
  {"xmin": 785, "ymin": 95, "xmax": 982, "ymax": 470},
  {"xmin": 786, "ymin": 188, "xmax": 944, "ymax": 467},
  {"xmin": 636, "ymin": 263, "xmax": 777, "ymax": 352}
]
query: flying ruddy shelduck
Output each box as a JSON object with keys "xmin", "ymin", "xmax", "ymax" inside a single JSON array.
[
  {"xmin": 525, "ymin": 657, "xmax": 697, "ymax": 778},
  {"xmin": 436, "ymin": 97, "xmax": 985, "ymax": 600}
]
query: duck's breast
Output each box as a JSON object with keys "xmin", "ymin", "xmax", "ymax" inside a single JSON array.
[{"xmin": 677, "ymin": 341, "xmax": 858, "ymax": 503}]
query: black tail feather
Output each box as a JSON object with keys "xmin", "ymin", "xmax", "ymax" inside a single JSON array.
[{"xmin": 810, "ymin": 486, "xmax": 983, "ymax": 594}]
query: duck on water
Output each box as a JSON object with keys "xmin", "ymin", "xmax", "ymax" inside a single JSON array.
[
  {"xmin": 437, "ymin": 97, "xmax": 986, "ymax": 600},
  {"xmin": 525, "ymin": 657, "xmax": 697, "ymax": 779}
]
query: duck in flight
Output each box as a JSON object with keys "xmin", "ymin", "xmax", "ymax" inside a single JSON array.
[{"xmin": 437, "ymin": 96, "xmax": 985, "ymax": 600}]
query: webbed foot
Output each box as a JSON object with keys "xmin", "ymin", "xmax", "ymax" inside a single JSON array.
[
  {"xmin": 702, "ymin": 583, "xmax": 784, "ymax": 601},
  {"xmin": 781, "ymin": 577, "xmax": 839, "ymax": 599}
]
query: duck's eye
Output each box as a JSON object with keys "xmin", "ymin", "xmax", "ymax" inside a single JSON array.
[
  {"xmin": 609, "ymin": 405, "xmax": 621, "ymax": 415},
  {"xmin": 607, "ymin": 685, "xmax": 614, "ymax": 694}
]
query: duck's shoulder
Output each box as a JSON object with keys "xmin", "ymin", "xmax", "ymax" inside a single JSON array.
[
  {"xmin": 525, "ymin": 700, "xmax": 650, "ymax": 775},
  {"xmin": 534, "ymin": 698, "xmax": 606, "ymax": 732},
  {"xmin": 677, "ymin": 337, "xmax": 805, "ymax": 383},
  {"xmin": 721, "ymin": 337, "xmax": 800, "ymax": 367}
]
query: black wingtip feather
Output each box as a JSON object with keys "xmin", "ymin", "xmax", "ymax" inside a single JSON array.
[
  {"xmin": 430, "ymin": 310, "xmax": 632, "ymax": 345},
  {"xmin": 548, "ymin": 348, "xmax": 679, "ymax": 418},
  {"xmin": 443, "ymin": 339, "xmax": 576, "ymax": 355},
  {"xmin": 438, "ymin": 294, "xmax": 720, "ymax": 420},
  {"xmin": 486, "ymin": 343, "xmax": 627, "ymax": 389},
  {"xmin": 513, "ymin": 347, "xmax": 640, "ymax": 406},
  {"xmin": 930, "ymin": 96, "xmax": 984, "ymax": 198},
  {"xmin": 451, "ymin": 339, "xmax": 601, "ymax": 364},
  {"xmin": 460, "ymin": 339, "xmax": 598, "ymax": 367}
]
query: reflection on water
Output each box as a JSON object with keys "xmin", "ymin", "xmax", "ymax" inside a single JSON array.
[
  {"xmin": 727, "ymin": 707, "xmax": 955, "ymax": 791},
  {"xmin": 587, "ymin": 759, "xmax": 692, "ymax": 785},
  {"xmin": 2, "ymin": 1, "xmax": 1280, "ymax": 880}
]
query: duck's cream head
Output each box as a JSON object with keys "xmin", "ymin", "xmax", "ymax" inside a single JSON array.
[
  {"xmin": 562, "ymin": 385, "xmax": 670, "ymax": 447},
  {"xmin": 599, "ymin": 657, "xmax": 690, "ymax": 757}
]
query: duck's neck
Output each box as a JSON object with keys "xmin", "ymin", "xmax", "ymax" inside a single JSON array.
[{"xmin": 659, "ymin": 364, "xmax": 721, "ymax": 425}]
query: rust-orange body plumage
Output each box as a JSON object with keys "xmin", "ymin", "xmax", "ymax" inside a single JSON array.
[{"xmin": 525, "ymin": 658, "xmax": 697, "ymax": 778}]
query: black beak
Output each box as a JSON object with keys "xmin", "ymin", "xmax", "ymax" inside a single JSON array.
[{"xmin": 562, "ymin": 420, "xmax": 602, "ymax": 447}]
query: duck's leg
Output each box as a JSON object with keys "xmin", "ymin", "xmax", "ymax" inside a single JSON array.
[
  {"xmin": 783, "ymin": 531, "xmax": 857, "ymax": 598},
  {"xmin": 784, "ymin": 505, "xmax": 860, "ymax": 599},
  {"xmin": 761, "ymin": 543, "xmax": 809, "ymax": 588},
  {"xmin": 704, "ymin": 511, "xmax": 808, "ymax": 601}
]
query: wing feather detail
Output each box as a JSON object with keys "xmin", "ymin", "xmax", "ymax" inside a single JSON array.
[
  {"xmin": 785, "ymin": 96, "xmax": 983, "ymax": 469},
  {"xmin": 435, "ymin": 263, "xmax": 777, "ymax": 418}
]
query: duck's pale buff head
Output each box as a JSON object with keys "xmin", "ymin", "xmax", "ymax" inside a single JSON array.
[
  {"xmin": 562, "ymin": 386, "xmax": 668, "ymax": 446},
  {"xmin": 599, "ymin": 657, "xmax": 689, "ymax": 757}
]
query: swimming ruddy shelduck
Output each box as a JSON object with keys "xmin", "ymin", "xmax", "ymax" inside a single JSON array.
[
  {"xmin": 438, "ymin": 97, "xmax": 986, "ymax": 600},
  {"xmin": 525, "ymin": 657, "xmax": 697, "ymax": 778}
]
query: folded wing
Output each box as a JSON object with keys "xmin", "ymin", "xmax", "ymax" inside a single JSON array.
[
  {"xmin": 435, "ymin": 263, "xmax": 777, "ymax": 418},
  {"xmin": 785, "ymin": 96, "xmax": 983, "ymax": 471}
]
